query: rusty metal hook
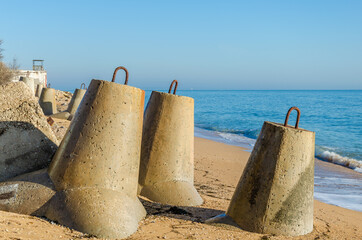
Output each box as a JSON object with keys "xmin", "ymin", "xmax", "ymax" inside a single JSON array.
[
  {"xmin": 80, "ymin": 83, "xmax": 86, "ymax": 89},
  {"xmin": 168, "ymin": 80, "xmax": 178, "ymax": 94},
  {"xmin": 111, "ymin": 66, "xmax": 129, "ymax": 85},
  {"xmin": 284, "ymin": 107, "xmax": 300, "ymax": 129}
]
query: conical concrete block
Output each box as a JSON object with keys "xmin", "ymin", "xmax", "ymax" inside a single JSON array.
[
  {"xmin": 46, "ymin": 66, "xmax": 146, "ymax": 239},
  {"xmin": 35, "ymin": 84, "xmax": 44, "ymax": 97},
  {"xmin": 225, "ymin": 107, "xmax": 315, "ymax": 236},
  {"xmin": 39, "ymin": 88, "xmax": 57, "ymax": 115},
  {"xmin": 20, "ymin": 77, "xmax": 35, "ymax": 94},
  {"xmin": 139, "ymin": 80, "xmax": 203, "ymax": 206},
  {"xmin": 67, "ymin": 88, "xmax": 86, "ymax": 115}
]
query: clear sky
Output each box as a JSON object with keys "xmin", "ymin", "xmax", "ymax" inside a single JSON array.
[{"xmin": 1, "ymin": 0, "xmax": 361, "ymax": 90}]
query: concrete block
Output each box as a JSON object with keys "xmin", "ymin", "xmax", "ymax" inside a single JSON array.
[
  {"xmin": 39, "ymin": 88, "xmax": 57, "ymax": 115},
  {"xmin": 139, "ymin": 82, "xmax": 203, "ymax": 206},
  {"xmin": 35, "ymin": 84, "xmax": 44, "ymax": 97},
  {"xmin": 0, "ymin": 82, "xmax": 59, "ymax": 182},
  {"xmin": 226, "ymin": 107, "xmax": 315, "ymax": 236},
  {"xmin": 47, "ymin": 76, "xmax": 146, "ymax": 239},
  {"xmin": 67, "ymin": 88, "xmax": 86, "ymax": 115}
]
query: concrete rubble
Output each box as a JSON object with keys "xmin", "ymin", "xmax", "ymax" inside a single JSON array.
[{"xmin": 0, "ymin": 82, "xmax": 59, "ymax": 182}]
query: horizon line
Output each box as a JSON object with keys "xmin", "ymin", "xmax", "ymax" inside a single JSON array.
[
  {"xmin": 59, "ymin": 88, "xmax": 362, "ymax": 91},
  {"xmin": 140, "ymin": 89, "xmax": 362, "ymax": 91}
]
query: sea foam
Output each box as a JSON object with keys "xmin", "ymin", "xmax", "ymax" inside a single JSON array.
[{"xmin": 317, "ymin": 151, "xmax": 362, "ymax": 173}]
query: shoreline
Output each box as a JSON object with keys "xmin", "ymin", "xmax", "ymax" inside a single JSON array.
[
  {"xmin": 53, "ymin": 112, "xmax": 362, "ymax": 213},
  {"xmin": 195, "ymin": 129, "xmax": 362, "ymax": 212},
  {"xmin": 195, "ymin": 126, "xmax": 362, "ymax": 174}
]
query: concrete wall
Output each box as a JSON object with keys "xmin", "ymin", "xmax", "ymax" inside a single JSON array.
[{"xmin": 11, "ymin": 70, "xmax": 47, "ymax": 87}]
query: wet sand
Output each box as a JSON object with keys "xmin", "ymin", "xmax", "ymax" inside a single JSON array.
[{"xmin": 1, "ymin": 133, "xmax": 361, "ymax": 239}]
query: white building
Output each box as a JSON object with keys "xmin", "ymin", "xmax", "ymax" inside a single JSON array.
[{"xmin": 11, "ymin": 60, "xmax": 47, "ymax": 86}]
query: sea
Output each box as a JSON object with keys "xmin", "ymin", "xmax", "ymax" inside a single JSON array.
[{"xmin": 144, "ymin": 90, "xmax": 362, "ymax": 211}]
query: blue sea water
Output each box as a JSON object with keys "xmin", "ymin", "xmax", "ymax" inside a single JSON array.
[
  {"xmin": 164, "ymin": 90, "xmax": 362, "ymax": 171},
  {"xmin": 144, "ymin": 90, "xmax": 362, "ymax": 211}
]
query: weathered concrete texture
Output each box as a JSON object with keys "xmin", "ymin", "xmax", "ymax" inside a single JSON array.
[
  {"xmin": 0, "ymin": 169, "xmax": 55, "ymax": 216},
  {"xmin": 47, "ymin": 79, "xmax": 146, "ymax": 239},
  {"xmin": 67, "ymin": 88, "xmax": 86, "ymax": 115},
  {"xmin": 139, "ymin": 91, "xmax": 203, "ymax": 206},
  {"xmin": 19, "ymin": 77, "xmax": 35, "ymax": 94},
  {"xmin": 226, "ymin": 121, "xmax": 315, "ymax": 236},
  {"xmin": 39, "ymin": 88, "xmax": 57, "ymax": 115},
  {"xmin": 0, "ymin": 82, "xmax": 59, "ymax": 182},
  {"xmin": 35, "ymin": 84, "xmax": 44, "ymax": 97},
  {"xmin": 50, "ymin": 111, "xmax": 71, "ymax": 120},
  {"xmin": 46, "ymin": 188, "xmax": 146, "ymax": 239}
]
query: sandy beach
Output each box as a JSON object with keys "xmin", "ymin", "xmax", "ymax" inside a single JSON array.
[{"xmin": 1, "ymin": 124, "xmax": 361, "ymax": 240}]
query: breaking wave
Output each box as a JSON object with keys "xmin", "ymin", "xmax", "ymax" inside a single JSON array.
[
  {"xmin": 196, "ymin": 126, "xmax": 362, "ymax": 173},
  {"xmin": 316, "ymin": 150, "xmax": 362, "ymax": 173}
]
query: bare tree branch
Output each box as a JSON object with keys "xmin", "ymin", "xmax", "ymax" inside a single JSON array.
[{"xmin": 0, "ymin": 39, "xmax": 4, "ymax": 61}]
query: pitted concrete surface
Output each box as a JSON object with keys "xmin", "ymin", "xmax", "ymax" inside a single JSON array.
[
  {"xmin": 139, "ymin": 91, "xmax": 203, "ymax": 206},
  {"xmin": 0, "ymin": 82, "xmax": 58, "ymax": 182},
  {"xmin": 227, "ymin": 121, "xmax": 315, "ymax": 236},
  {"xmin": 46, "ymin": 187, "xmax": 146, "ymax": 239},
  {"xmin": 39, "ymin": 88, "xmax": 57, "ymax": 115},
  {"xmin": 47, "ymin": 79, "xmax": 146, "ymax": 239}
]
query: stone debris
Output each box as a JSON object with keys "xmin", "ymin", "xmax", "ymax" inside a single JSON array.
[
  {"xmin": 0, "ymin": 82, "xmax": 59, "ymax": 182},
  {"xmin": 55, "ymin": 90, "xmax": 72, "ymax": 113},
  {"xmin": 50, "ymin": 118, "xmax": 71, "ymax": 142}
]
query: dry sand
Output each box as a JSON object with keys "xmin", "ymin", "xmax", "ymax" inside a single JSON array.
[{"xmin": 1, "ymin": 131, "xmax": 361, "ymax": 239}]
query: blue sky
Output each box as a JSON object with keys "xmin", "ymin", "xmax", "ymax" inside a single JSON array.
[{"xmin": 1, "ymin": 0, "xmax": 361, "ymax": 90}]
